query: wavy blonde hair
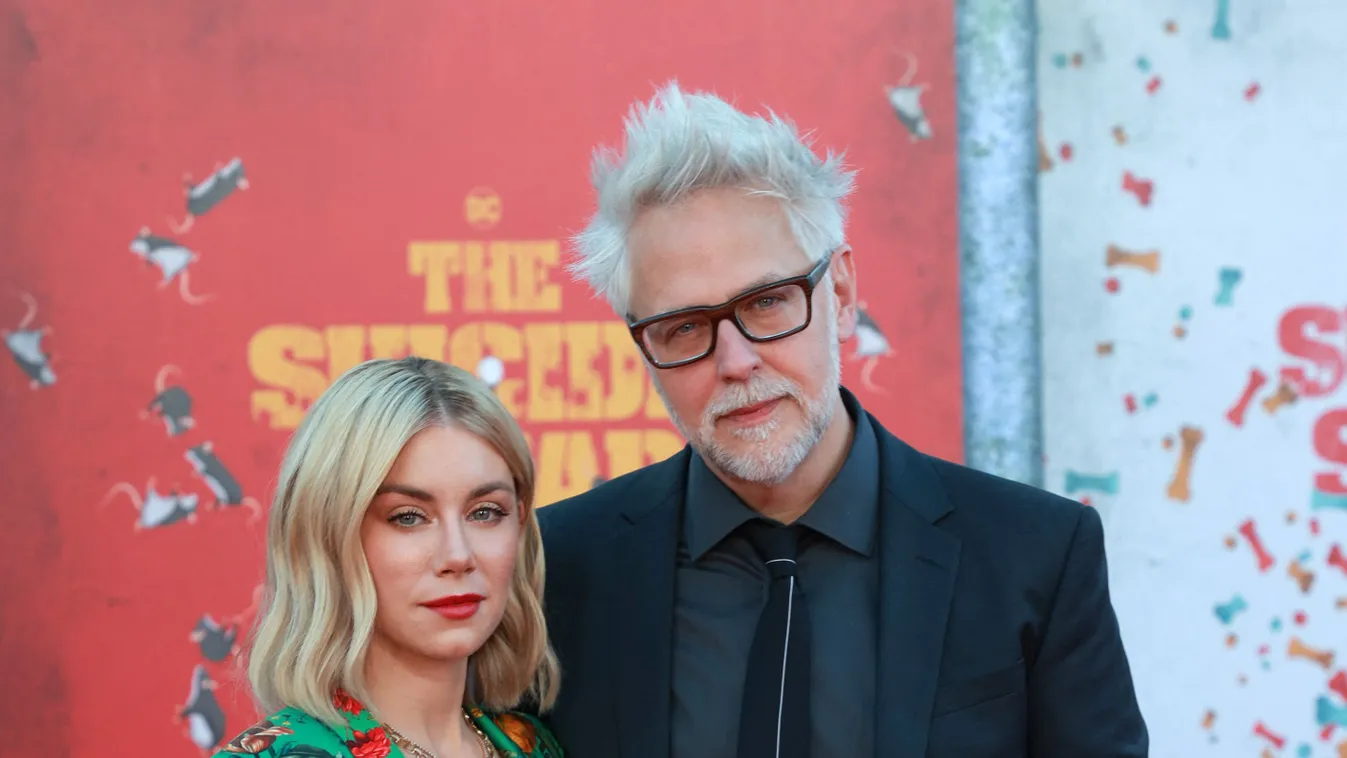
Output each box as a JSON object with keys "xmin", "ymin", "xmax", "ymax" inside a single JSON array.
[{"xmin": 244, "ymin": 356, "xmax": 559, "ymax": 726}]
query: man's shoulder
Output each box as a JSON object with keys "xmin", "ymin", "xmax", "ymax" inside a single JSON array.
[
  {"xmin": 867, "ymin": 412, "xmax": 1084, "ymax": 534},
  {"xmin": 922, "ymin": 452, "xmax": 1085, "ymax": 526},
  {"xmin": 537, "ymin": 446, "xmax": 687, "ymax": 532},
  {"xmin": 209, "ymin": 707, "xmax": 350, "ymax": 757}
]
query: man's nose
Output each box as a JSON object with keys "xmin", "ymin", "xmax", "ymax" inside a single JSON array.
[{"xmin": 714, "ymin": 320, "xmax": 762, "ymax": 382}]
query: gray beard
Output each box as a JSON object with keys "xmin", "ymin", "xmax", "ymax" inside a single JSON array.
[{"xmin": 653, "ymin": 310, "xmax": 842, "ymax": 485}]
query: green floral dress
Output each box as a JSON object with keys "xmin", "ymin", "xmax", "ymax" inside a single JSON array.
[{"xmin": 209, "ymin": 689, "xmax": 563, "ymax": 758}]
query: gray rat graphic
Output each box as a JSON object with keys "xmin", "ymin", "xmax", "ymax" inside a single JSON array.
[
  {"xmin": 176, "ymin": 664, "xmax": 226, "ymax": 754},
  {"xmin": 100, "ymin": 476, "xmax": 199, "ymax": 531},
  {"xmin": 885, "ymin": 51, "xmax": 932, "ymax": 141},
  {"xmin": 185, "ymin": 441, "xmax": 263, "ymax": 525},
  {"xmin": 190, "ymin": 585, "xmax": 263, "ymax": 662},
  {"xmin": 129, "ymin": 229, "xmax": 213, "ymax": 305},
  {"xmin": 4, "ymin": 292, "xmax": 55, "ymax": 389},
  {"xmin": 171, "ymin": 158, "xmax": 249, "ymax": 234},
  {"xmin": 142, "ymin": 364, "xmax": 195, "ymax": 437},
  {"xmin": 851, "ymin": 302, "xmax": 892, "ymax": 393}
]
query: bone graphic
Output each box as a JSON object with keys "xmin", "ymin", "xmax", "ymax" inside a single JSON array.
[
  {"xmin": 1318, "ymin": 696, "xmax": 1347, "ymax": 729},
  {"xmin": 1226, "ymin": 368, "xmax": 1267, "ymax": 427},
  {"xmin": 1238, "ymin": 518, "xmax": 1275, "ymax": 572},
  {"xmin": 1329, "ymin": 544, "xmax": 1347, "ymax": 575},
  {"xmin": 1039, "ymin": 120, "xmax": 1053, "ymax": 171},
  {"xmin": 1064, "ymin": 470, "xmax": 1119, "ymax": 495},
  {"xmin": 1105, "ymin": 245, "xmax": 1159, "ymax": 273},
  {"xmin": 1288, "ymin": 558, "xmax": 1316, "ymax": 594},
  {"xmin": 1214, "ymin": 266, "xmax": 1242, "ymax": 306},
  {"xmin": 1312, "ymin": 488, "xmax": 1347, "ymax": 513},
  {"xmin": 1262, "ymin": 381, "xmax": 1299, "ymax": 415},
  {"xmin": 1332, "ymin": 670, "xmax": 1347, "ymax": 701},
  {"xmin": 1201, "ymin": 709, "xmax": 1216, "ymax": 729},
  {"xmin": 1122, "ymin": 171, "xmax": 1154, "ymax": 205},
  {"xmin": 1254, "ymin": 721, "xmax": 1286, "ymax": 749},
  {"xmin": 1289, "ymin": 636, "xmax": 1334, "ymax": 670},
  {"xmin": 1214, "ymin": 594, "xmax": 1247, "ymax": 625},
  {"xmin": 1212, "ymin": 0, "xmax": 1232, "ymax": 39},
  {"xmin": 1165, "ymin": 425, "xmax": 1203, "ymax": 502}
]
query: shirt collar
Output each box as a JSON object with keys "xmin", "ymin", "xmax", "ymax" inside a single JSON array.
[{"xmin": 683, "ymin": 386, "xmax": 881, "ymax": 560}]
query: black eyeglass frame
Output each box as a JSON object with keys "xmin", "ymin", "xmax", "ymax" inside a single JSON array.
[{"xmin": 627, "ymin": 251, "xmax": 834, "ymax": 369}]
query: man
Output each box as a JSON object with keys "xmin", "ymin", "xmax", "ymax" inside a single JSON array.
[{"xmin": 535, "ymin": 81, "xmax": 1147, "ymax": 758}]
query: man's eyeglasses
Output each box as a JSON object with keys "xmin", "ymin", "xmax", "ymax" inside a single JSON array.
[{"xmin": 627, "ymin": 251, "xmax": 833, "ymax": 369}]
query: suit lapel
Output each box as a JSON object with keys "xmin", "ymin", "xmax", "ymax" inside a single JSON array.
[
  {"xmin": 608, "ymin": 447, "xmax": 689, "ymax": 758},
  {"xmin": 871, "ymin": 419, "xmax": 961, "ymax": 758}
]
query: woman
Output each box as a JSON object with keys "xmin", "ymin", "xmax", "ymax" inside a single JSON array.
[{"xmin": 212, "ymin": 356, "xmax": 563, "ymax": 758}]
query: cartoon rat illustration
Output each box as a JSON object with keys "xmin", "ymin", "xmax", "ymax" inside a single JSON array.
[
  {"xmin": 185, "ymin": 442, "xmax": 263, "ymax": 525},
  {"xmin": 885, "ymin": 51, "xmax": 933, "ymax": 141},
  {"xmin": 129, "ymin": 229, "xmax": 214, "ymax": 305},
  {"xmin": 100, "ymin": 476, "xmax": 199, "ymax": 531},
  {"xmin": 171, "ymin": 158, "xmax": 249, "ymax": 234},
  {"xmin": 190, "ymin": 584, "xmax": 263, "ymax": 662},
  {"xmin": 142, "ymin": 364, "xmax": 195, "ymax": 437},
  {"xmin": 4, "ymin": 292, "xmax": 55, "ymax": 389},
  {"xmin": 176, "ymin": 664, "xmax": 226, "ymax": 755},
  {"xmin": 852, "ymin": 302, "xmax": 892, "ymax": 393}
]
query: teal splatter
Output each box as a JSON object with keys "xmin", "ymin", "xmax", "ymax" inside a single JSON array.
[
  {"xmin": 1052, "ymin": 53, "xmax": 1068, "ymax": 68},
  {"xmin": 1143, "ymin": 393, "xmax": 1158, "ymax": 408},
  {"xmin": 1136, "ymin": 56, "xmax": 1151, "ymax": 72},
  {"xmin": 1271, "ymin": 617, "xmax": 1282, "ymax": 632},
  {"xmin": 1297, "ymin": 744, "xmax": 1311, "ymax": 757},
  {"xmin": 1179, "ymin": 305, "xmax": 1193, "ymax": 320}
]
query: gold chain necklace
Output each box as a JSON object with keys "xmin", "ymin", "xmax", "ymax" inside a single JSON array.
[{"xmin": 383, "ymin": 709, "xmax": 496, "ymax": 758}]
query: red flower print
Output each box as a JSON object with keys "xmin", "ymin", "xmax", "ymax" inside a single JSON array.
[
  {"xmin": 347, "ymin": 727, "xmax": 392, "ymax": 758},
  {"xmin": 332, "ymin": 689, "xmax": 364, "ymax": 716}
]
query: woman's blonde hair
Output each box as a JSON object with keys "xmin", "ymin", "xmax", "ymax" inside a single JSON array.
[{"xmin": 244, "ymin": 356, "xmax": 559, "ymax": 726}]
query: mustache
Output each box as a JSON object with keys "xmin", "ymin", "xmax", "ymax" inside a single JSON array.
[{"xmin": 704, "ymin": 375, "xmax": 802, "ymax": 420}]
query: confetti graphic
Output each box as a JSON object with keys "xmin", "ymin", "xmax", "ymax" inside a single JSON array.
[
  {"xmin": 1238, "ymin": 518, "xmax": 1276, "ymax": 572},
  {"xmin": 1212, "ymin": 0, "xmax": 1233, "ymax": 40},
  {"xmin": 1227, "ymin": 368, "xmax": 1268, "ymax": 428},
  {"xmin": 1065, "ymin": 469, "xmax": 1121, "ymax": 495},
  {"xmin": 1123, "ymin": 170, "xmax": 1155, "ymax": 205},
  {"xmin": 1215, "ymin": 266, "xmax": 1243, "ymax": 306},
  {"xmin": 1106, "ymin": 244, "xmax": 1160, "ymax": 273},
  {"xmin": 1166, "ymin": 425, "xmax": 1204, "ymax": 502}
]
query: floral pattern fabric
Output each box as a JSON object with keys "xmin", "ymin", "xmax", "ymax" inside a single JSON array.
[{"xmin": 210, "ymin": 690, "xmax": 563, "ymax": 758}]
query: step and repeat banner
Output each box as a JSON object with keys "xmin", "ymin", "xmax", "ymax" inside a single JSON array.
[
  {"xmin": 0, "ymin": 0, "xmax": 960, "ymax": 754},
  {"xmin": 1039, "ymin": 1, "xmax": 1347, "ymax": 755}
]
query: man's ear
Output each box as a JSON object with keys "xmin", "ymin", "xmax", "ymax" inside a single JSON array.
[{"xmin": 828, "ymin": 246, "xmax": 858, "ymax": 343}]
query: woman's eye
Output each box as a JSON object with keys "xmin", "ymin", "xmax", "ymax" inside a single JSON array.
[
  {"xmin": 389, "ymin": 510, "xmax": 426, "ymax": 527},
  {"xmin": 468, "ymin": 504, "xmax": 508, "ymax": 522}
]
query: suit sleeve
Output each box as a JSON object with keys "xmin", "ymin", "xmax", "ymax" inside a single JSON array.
[{"xmin": 1027, "ymin": 505, "xmax": 1149, "ymax": 757}]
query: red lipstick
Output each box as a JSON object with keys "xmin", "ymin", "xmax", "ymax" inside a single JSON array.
[{"xmin": 421, "ymin": 594, "xmax": 484, "ymax": 620}]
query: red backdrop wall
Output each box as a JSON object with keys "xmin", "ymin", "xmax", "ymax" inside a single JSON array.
[{"xmin": 0, "ymin": 0, "xmax": 960, "ymax": 754}]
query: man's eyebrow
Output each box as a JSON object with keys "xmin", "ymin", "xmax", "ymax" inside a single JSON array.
[{"xmin": 638, "ymin": 271, "xmax": 789, "ymax": 320}]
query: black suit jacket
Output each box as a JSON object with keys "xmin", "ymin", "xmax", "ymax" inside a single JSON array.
[{"xmin": 535, "ymin": 409, "xmax": 1148, "ymax": 757}]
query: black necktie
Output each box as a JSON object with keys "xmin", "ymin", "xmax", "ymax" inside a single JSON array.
[{"xmin": 737, "ymin": 519, "xmax": 811, "ymax": 758}]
